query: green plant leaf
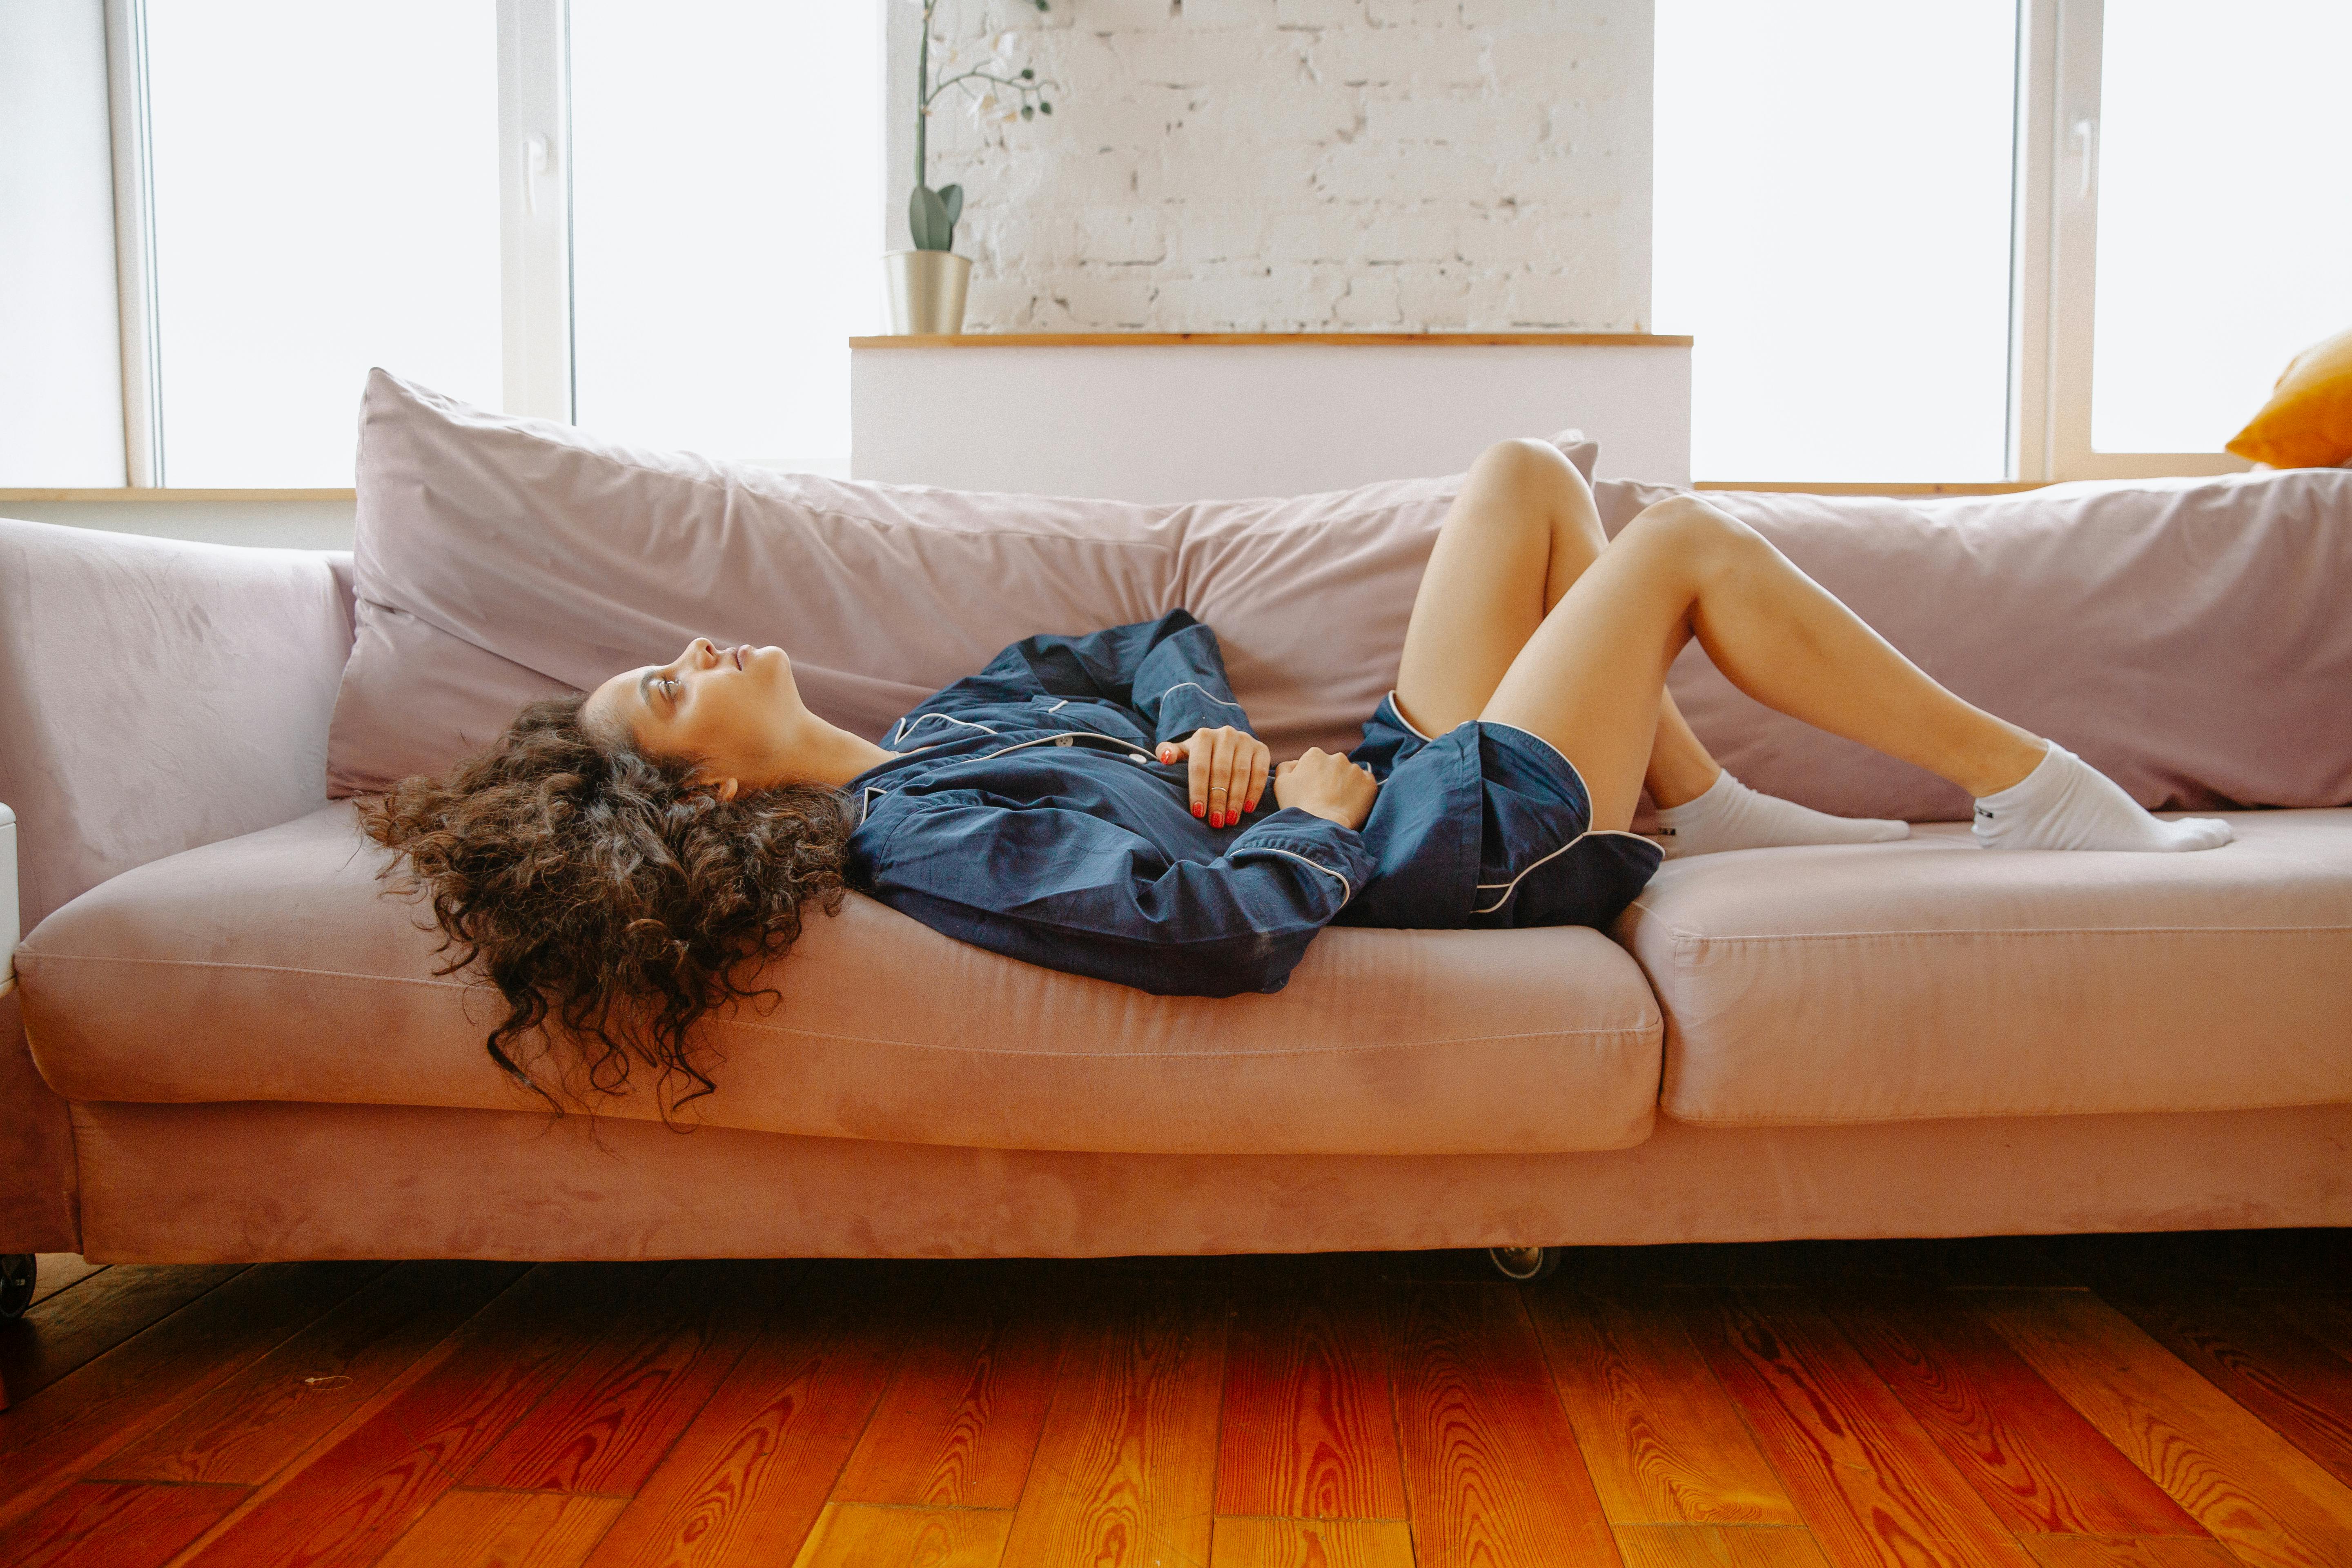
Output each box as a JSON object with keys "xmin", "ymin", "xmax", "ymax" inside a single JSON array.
[
  {"xmin": 939, "ymin": 183, "xmax": 963, "ymax": 226},
  {"xmin": 1020, "ymin": 67, "xmax": 1033, "ymax": 79},
  {"xmin": 1021, "ymin": 104, "xmax": 1033, "ymax": 119},
  {"xmin": 1040, "ymin": 100, "xmax": 1052, "ymax": 114},
  {"xmin": 911, "ymin": 184, "xmax": 951, "ymax": 250}
]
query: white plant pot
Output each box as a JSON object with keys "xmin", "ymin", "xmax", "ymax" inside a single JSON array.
[{"xmin": 883, "ymin": 249, "xmax": 973, "ymax": 335}]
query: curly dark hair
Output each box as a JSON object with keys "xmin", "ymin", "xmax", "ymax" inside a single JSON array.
[{"xmin": 361, "ymin": 695, "xmax": 853, "ymax": 1119}]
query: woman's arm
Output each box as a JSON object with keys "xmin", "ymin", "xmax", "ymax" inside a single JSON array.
[{"xmin": 854, "ymin": 797, "xmax": 1372, "ymax": 996}]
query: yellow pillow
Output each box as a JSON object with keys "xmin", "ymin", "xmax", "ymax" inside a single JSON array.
[{"xmin": 2228, "ymin": 323, "xmax": 2352, "ymax": 468}]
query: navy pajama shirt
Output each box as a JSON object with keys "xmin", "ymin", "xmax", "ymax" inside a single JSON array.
[{"xmin": 844, "ymin": 611, "xmax": 1662, "ymax": 997}]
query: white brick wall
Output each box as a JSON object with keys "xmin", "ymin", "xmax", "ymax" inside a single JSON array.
[{"xmin": 885, "ymin": 0, "xmax": 1653, "ymax": 332}]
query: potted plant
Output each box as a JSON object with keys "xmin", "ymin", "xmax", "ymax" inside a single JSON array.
[{"xmin": 886, "ymin": 0, "xmax": 1057, "ymax": 334}]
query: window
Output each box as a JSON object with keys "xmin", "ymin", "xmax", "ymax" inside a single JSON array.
[
  {"xmin": 1655, "ymin": 2, "xmax": 2018, "ymax": 483},
  {"xmin": 1659, "ymin": 0, "xmax": 2350, "ymax": 482},
  {"xmin": 569, "ymin": 0, "xmax": 883, "ymax": 470},
  {"xmin": 2049, "ymin": 0, "xmax": 2352, "ymax": 475},
  {"xmin": 110, "ymin": 0, "xmax": 883, "ymax": 486},
  {"xmin": 141, "ymin": 1, "xmax": 502, "ymax": 488}
]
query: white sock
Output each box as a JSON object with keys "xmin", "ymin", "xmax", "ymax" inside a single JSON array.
[
  {"xmin": 1971, "ymin": 742, "xmax": 2232, "ymax": 852},
  {"xmin": 1652, "ymin": 769, "xmax": 1910, "ymax": 859}
]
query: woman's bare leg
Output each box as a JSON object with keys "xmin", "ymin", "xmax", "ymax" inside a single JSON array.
[
  {"xmin": 1392, "ymin": 439, "xmax": 1722, "ymax": 806},
  {"xmin": 1480, "ymin": 495, "xmax": 2048, "ymax": 832}
]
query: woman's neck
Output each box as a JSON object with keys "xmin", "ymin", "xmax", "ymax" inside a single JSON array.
[{"xmin": 788, "ymin": 718, "xmax": 899, "ymax": 790}]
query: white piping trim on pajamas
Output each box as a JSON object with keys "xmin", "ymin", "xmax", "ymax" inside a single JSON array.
[
  {"xmin": 1384, "ymin": 688, "xmax": 1436, "ymax": 742},
  {"xmin": 860, "ymin": 784, "xmax": 889, "ymax": 824},
  {"xmin": 1160, "ymin": 681, "xmax": 1248, "ymax": 715},
  {"xmin": 1235, "ymin": 845, "xmax": 1354, "ymax": 901},
  {"xmin": 977, "ymin": 730, "xmax": 1158, "ymax": 764},
  {"xmin": 1472, "ymin": 828, "xmax": 1659, "ymax": 913},
  {"xmin": 1045, "ymin": 698, "xmax": 1069, "ymax": 711},
  {"xmin": 894, "ymin": 712, "xmax": 1001, "ymax": 744}
]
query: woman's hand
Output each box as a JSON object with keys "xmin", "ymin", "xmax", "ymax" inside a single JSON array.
[
  {"xmin": 1274, "ymin": 748, "xmax": 1380, "ymax": 832},
  {"xmin": 1159, "ymin": 725, "xmax": 1271, "ymax": 828}
]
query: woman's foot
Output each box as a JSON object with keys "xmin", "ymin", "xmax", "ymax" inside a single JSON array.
[
  {"xmin": 1971, "ymin": 742, "xmax": 2232, "ymax": 852},
  {"xmin": 1653, "ymin": 769, "xmax": 1909, "ymax": 858}
]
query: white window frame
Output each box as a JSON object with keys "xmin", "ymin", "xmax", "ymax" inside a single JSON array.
[
  {"xmin": 100, "ymin": 0, "xmax": 2264, "ymax": 489},
  {"xmin": 2011, "ymin": 0, "xmax": 2253, "ymax": 482},
  {"xmin": 103, "ymin": 0, "xmax": 577, "ymax": 484}
]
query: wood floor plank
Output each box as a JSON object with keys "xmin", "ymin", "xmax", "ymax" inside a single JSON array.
[
  {"xmin": 0, "ymin": 1264, "xmax": 247, "ymax": 1405},
  {"xmin": 177, "ymin": 1262, "xmax": 654, "ymax": 1568},
  {"xmin": 578, "ymin": 1273, "xmax": 906, "ymax": 1568},
  {"xmin": 2246, "ymin": 1292, "xmax": 2352, "ymax": 1364},
  {"xmin": 27, "ymin": 1256, "xmax": 106, "ymax": 1308},
  {"xmin": 789, "ymin": 1502, "xmax": 1013, "ymax": 1568},
  {"xmin": 2017, "ymin": 1536, "xmax": 2247, "ymax": 1567},
  {"xmin": 466, "ymin": 1260, "xmax": 791, "ymax": 1496},
  {"xmin": 998, "ymin": 1278, "xmax": 1229, "ymax": 1568},
  {"xmin": 1677, "ymin": 1290, "xmax": 2037, "ymax": 1568},
  {"xmin": 371, "ymin": 1488, "xmax": 626, "ymax": 1568},
  {"xmin": 90, "ymin": 1261, "xmax": 527, "ymax": 1487},
  {"xmin": 1822, "ymin": 1288, "xmax": 2205, "ymax": 1538},
  {"xmin": 0, "ymin": 1262, "xmax": 390, "ymax": 1537},
  {"xmin": 1214, "ymin": 1273, "xmax": 1408, "ymax": 1522},
  {"xmin": 2102, "ymin": 1285, "xmax": 2352, "ymax": 1488},
  {"xmin": 1208, "ymin": 1515, "xmax": 1416, "ymax": 1567},
  {"xmin": 1613, "ymin": 1523, "xmax": 1837, "ymax": 1568},
  {"xmin": 1974, "ymin": 1290, "xmax": 2352, "ymax": 1568},
  {"xmin": 1390, "ymin": 1283, "xmax": 1620, "ymax": 1568},
  {"xmin": 0, "ymin": 1480, "xmax": 246, "ymax": 1568},
  {"xmin": 1529, "ymin": 1287, "xmax": 1800, "ymax": 1526},
  {"xmin": 830, "ymin": 1271, "xmax": 1061, "ymax": 1510}
]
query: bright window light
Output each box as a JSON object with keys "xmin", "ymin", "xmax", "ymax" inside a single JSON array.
[
  {"xmin": 569, "ymin": 0, "xmax": 885, "ymax": 474},
  {"xmin": 1654, "ymin": 2, "xmax": 2018, "ymax": 481},
  {"xmin": 2090, "ymin": 1, "xmax": 2352, "ymax": 454},
  {"xmin": 144, "ymin": 2, "xmax": 500, "ymax": 487}
]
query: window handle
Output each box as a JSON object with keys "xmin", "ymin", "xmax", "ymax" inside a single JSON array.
[
  {"xmin": 2071, "ymin": 116, "xmax": 2097, "ymax": 198},
  {"xmin": 525, "ymin": 134, "xmax": 551, "ymax": 217}
]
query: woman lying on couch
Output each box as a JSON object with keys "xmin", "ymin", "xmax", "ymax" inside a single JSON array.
[{"xmin": 367, "ymin": 440, "xmax": 2228, "ymax": 1106}]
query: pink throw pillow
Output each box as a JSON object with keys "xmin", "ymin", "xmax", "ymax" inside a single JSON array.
[{"xmin": 327, "ymin": 369, "xmax": 1596, "ymax": 793}]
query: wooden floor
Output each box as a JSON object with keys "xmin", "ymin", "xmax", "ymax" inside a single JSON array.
[{"xmin": 0, "ymin": 1231, "xmax": 2347, "ymax": 1568}]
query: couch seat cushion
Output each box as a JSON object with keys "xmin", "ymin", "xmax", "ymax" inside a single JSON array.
[
  {"xmin": 1617, "ymin": 812, "xmax": 2352, "ymax": 1126},
  {"xmin": 18, "ymin": 806, "xmax": 1663, "ymax": 1156}
]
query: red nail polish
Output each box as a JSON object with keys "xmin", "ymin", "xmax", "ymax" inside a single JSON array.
[{"xmin": 1194, "ymin": 803, "xmax": 1204, "ymax": 817}]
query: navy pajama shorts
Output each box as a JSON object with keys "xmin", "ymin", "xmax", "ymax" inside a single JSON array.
[{"xmin": 1332, "ymin": 691, "xmax": 1664, "ymax": 931}]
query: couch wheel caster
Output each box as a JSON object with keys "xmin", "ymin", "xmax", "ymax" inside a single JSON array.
[
  {"xmin": 0, "ymin": 1255, "xmax": 33, "ymax": 1319},
  {"xmin": 1488, "ymin": 1245, "xmax": 1560, "ymax": 1283}
]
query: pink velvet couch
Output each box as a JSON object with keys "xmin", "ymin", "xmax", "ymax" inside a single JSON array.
[{"xmin": 4, "ymin": 441, "xmax": 2349, "ymax": 1267}]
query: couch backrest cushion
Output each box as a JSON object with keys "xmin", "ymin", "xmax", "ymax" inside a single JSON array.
[
  {"xmin": 1595, "ymin": 470, "xmax": 2352, "ymax": 819},
  {"xmin": 329, "ymin": 369, "xmax": 1593, "ymax": 793}
]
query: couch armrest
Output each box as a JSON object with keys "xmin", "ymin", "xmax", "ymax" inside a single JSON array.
[
  {"xmin": 0, "ymin": 801, "xmax": 75, "ymax": 1250},
  {"xmin": 0, "ymin": 519, "xmax": 354, "ymax": 932},
  {"xmin": 1, "ymin": 801, "xmax": 16, "ymax": 996}
]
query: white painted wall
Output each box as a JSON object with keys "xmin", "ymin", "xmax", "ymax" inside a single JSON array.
[
  {"xmin": 0, "ymin": 0, "xmax": 127, "ymax": 486},
  {"xmin": 887, "ymin": 0, "xmax": 1654, "ymax": 333},
  {"xmin": 853, "ymin": 339, "xmax": 1689, "ymax": 497}
]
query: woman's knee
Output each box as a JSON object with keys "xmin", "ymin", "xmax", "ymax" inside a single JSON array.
[
  {"xmin": 1619, "ymin": 494, "xmax": 1763, "ymax": 565},
  {"xmin": 1469, "ymin": 437, "xmax": 1590, "ymax": 501}
]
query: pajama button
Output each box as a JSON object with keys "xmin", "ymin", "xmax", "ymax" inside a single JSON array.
[{"xmin": 1054, "ymin": 736, "xmax": 1074, "ymax": 746}]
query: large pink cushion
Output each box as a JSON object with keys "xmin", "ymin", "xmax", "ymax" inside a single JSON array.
[
  {"xmin": 1597, "ymin": 472, "xmax": 2352, "ymax": 820},
  {"xmin": 1617, "ymin": 811, "xmax": 2352, "ymax": 1126},
  {"xmin": 329, "ymin": 369, "xmax": 1594, "ymax": 793},
  {"xmin": 17, "ymin": 805, "xmax": 1664, "ymax": 1157}
]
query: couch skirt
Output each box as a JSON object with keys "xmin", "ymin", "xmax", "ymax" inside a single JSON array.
[{"xmin": 66, "ymin": 1099, "xmax": 2352, "ymax": 1262}]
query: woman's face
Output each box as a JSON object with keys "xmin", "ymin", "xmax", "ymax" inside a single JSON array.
[{"xmin": 584, "ymin": 636, "xmax": 806, "ymax": 796}]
